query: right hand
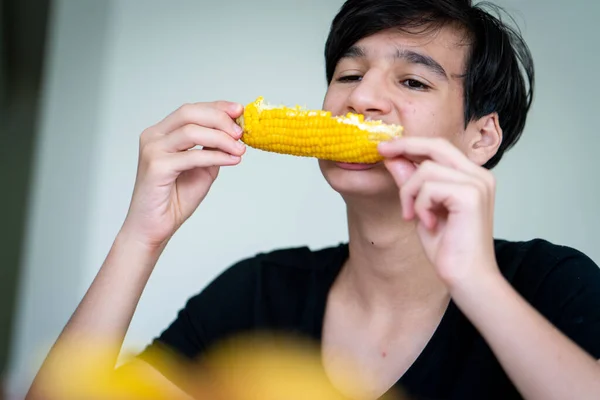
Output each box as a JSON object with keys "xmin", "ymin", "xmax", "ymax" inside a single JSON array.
[{"xmin": 120, "ymin": 101, "xmax": 246, "ymax": 250}]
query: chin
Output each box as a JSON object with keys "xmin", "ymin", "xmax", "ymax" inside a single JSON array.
[{"xmin": 317, "ymin": 159, "xmax": 398, "ymax": 198}]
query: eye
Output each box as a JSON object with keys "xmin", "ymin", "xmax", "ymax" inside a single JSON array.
[
  {"xmin": 336, "ymin": 75, "xmax": 362, "ymax": 83},
  {"xmin": 402, "ymin": 79, "xmax": 430, "ymax": 90}
]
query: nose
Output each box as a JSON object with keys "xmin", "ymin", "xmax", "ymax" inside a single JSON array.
[{"xmin": 345, "ymin": 72, "xmax": 393, "ymax": 119}]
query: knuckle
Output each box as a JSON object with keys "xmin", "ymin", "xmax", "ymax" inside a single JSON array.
[
  {"xmin": 181, "ymin": 123, "xmax": 198, "ymax": 138},
  {"xmin": 214, "ymin": 100, "xmax": 241, "ymax": 115},
  {"xmin": 414, "ymin": 192, "xmax": 426, "ymax": 210},
  {"xmin": 217, "ymin": 109, "xmax": 232, "ymax": 126},
  {"xmin": 473, "ymin": 171, "xmax": 495, "ymax": 196},
  {"xmin": 139, "ymin": 127, "xmax": 155, "ymax": 143},
  {"xmin": 421, "ymin": 181, "xmax": 433, "ymax": 194},
  {"xmin": 177, "ymin": 103, "xmax": 197, "ymax": 120},
  {"xmin": 419, "ymin": 160, "xmax": 434, "ymax": 172}
]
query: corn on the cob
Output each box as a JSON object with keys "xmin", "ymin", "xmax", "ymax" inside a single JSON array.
[{"xmin": 236, "ymin": 96, "xmax": 403, "ymax": 163}]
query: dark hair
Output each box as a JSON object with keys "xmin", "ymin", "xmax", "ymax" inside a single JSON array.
[{"xmin": 324, "ymin": 0, "xmax": 534, "ymax": 169}]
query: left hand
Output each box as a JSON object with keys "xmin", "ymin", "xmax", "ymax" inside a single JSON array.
[{"xmin": 378, "ymin": 137, "xmax": 501, "ymax": 290}]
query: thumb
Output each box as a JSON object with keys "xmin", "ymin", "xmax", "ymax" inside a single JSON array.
[
  {"xmin": 213, "ymin": 101, "xmax": 244, "ymax": 119},
  {"xmin": 383, "ymin": 157, "xmax": 417, "ymax": 187}
]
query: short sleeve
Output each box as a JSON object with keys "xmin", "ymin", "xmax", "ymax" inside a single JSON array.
[
  {"xmin": 529, "ymin": 244, "xmax": 600, "ymax": 359},
  {"xmin": 137, "ymin": 256, "xmax": 260, "ymax": 367}
]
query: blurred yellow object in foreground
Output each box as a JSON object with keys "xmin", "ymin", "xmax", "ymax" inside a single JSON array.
[
  {"xmin": 38, "ymin": 333, "xmax": 408, "ymax": 399},
  {"xmin": 237, "ymin": 96, "xmax": 404, "ymax": 164}
]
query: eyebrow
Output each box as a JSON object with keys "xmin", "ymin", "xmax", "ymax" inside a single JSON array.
[
  {"xmin": 340, "ymin": 45, "xmax": 367, "ymax": 59},
  {"xmin": 394, "ymin": 49, "xmax": 448, "ymax": 80},
  {"xmin": 340, "ymin": 45, "xmax": 449, "ymax": 81}
]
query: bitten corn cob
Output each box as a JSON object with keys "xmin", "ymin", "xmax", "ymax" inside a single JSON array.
[{"xmin": 236, "ymin": 96, "xmax": 403, "ymax": 164}]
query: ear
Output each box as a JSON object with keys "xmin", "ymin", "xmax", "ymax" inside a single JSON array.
[{"xmin": 465, "ymin": 112, "xmax": 503, "ymax": 166}]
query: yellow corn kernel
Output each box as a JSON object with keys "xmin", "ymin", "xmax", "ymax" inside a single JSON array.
[{"xmin": 236, "ymin": 96, "xmax": 403, "ymax": 164}]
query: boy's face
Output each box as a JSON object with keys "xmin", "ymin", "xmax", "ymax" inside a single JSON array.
[{"xmin": 319, "ymin": 25, "xmax": 500, "ymax": 198}]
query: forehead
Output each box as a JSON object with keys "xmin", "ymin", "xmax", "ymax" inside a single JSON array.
[{"xmin": 343, "ymin": 26, "xmax": 471, "ymax": 75}]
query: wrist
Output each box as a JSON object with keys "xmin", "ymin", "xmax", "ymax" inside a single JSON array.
[
  {"xmin": 447, "ymin": 265, "xmax": 508, "ymax": 309},
  {"xmin": 110, "ymin": 227, "xmax": 166, "ymax": 271},
  {"xmin": 116, "ymin": 223, "xmax": 170, "ymax": 256}
]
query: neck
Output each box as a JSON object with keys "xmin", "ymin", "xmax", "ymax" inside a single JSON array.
[{"xmin": 337, "ymin": 194, "xmax": 449, "ymax": 314}]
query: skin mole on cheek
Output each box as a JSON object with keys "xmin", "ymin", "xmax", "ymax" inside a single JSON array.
[{"xmin": 382, "ymin": 351, "xmax": 387, "ymax": 358}]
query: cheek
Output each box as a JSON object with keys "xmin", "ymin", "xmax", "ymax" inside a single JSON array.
[
  {"xmin": 322, "ymin": 86, "xmax": 348, "ymax": 113},
  {"xmin": 398, "ymin": 101, "xmax": 441, "ymax": 138},
  {"xmin": 322, "ymin": 88, "xmax": 334, "ymax": 110},
  {"xmin": 398, "ymin": 100, "xmax": 463, "ymax": 140}
]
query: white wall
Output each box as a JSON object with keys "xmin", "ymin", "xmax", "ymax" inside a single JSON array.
[
  {"xmin": 7, "ymin": 0, "xmax": 600, "ymax": 398},
  {"xmin": 6, "ymin": 0, "xmax": 113, "ymax": 397},
  {"xmin": 490, "ymin": 0, "xmax": 600, "ymax": 253},
  {"xmin": 80, "ymin": 0, "xmax": 349, "ymax": 364}
]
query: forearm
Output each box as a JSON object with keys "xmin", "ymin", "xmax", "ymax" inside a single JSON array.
[
  {"xmin": 26, "ymin": 229, "xmax": 164, "ymax": 399},
  {"xmin": 451, "ymin": 270, "xmax": 600, "ymax": 400},
  {"xmin": 60, "ymin": 230, "xmax": 162, "ymax": 341}
]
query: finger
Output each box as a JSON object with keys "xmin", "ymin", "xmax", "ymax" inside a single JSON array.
[
  {"xmin": 169, "ymin": 148, "xmax": 242, "ymax": 172},
  {"xmin": 399, "ymin": 161, "xmax": 481, "ymax": 220},
  {"xmin": 383, "ymin": 157, "xmax": 418, "ymax": 188},
  {"xmin": 413, "ymin": 182, "xmax": 477, "ymax": 230},
  {"xmin": 159, "ymin": 124, "xmax": 246, "ymax": 156},
  {"xmin": 378, "ymin": 137, "xmax": 479, "ymax": 174},
  {"xmin": 413, "ymin": 182, "xmax": 451, "ymax": 230},
  {"xmin": 155, "ymin": 101, "xmax": 244, "ymax": 138}
]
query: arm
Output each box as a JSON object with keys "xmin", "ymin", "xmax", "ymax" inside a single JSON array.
[
  {"xmin": 452, "ymin": 267, "xmax": 600, "ymax": 400},
  {"xmin": 379, "ymin": 136, "xmax": 600, "ymax": 400},
  {"xmin": 24, "ymin": 232, "xmax": 182, "ymax": 400},
  {"xmin": 25, "ymin": 100, "xmax": 247, "ymax": 400}
]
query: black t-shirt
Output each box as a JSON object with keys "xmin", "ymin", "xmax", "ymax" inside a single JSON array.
[{"xmin": 138, "ymin": 238, "xmax": 600, "ymax": 399}]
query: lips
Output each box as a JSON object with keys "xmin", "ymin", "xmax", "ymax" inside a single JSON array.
[{"xmin": 334, "ymin": 162, "xmax": 379, "ymax": 171}]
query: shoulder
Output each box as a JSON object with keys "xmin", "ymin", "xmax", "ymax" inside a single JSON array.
[
  {"xmin": 207, "ymin": 241, "xmax": 348, "ymax": 288},
  {"xmin": 251, "ymin": 241, "xmax": 348, "ymax": 269},
  {"xmin": 183, "ymin": 241, "xmax": 347, "ymax": 328},
  {"xmin": 141, "ymin": 242, "xmax": 348, "ymax": 361},
  {"xmin": 201, "ymin": 242, "xmax": 347, "ymax": 311},
  {"xmin": 494, "ymin": 237, "xmax": 598, "ymax": 284},
  {"xmin": 494, "ymin": 238, "xmax": 600, "ymax": 340},
  {"xmin": 494, "ymin": 237, "xmax": 593, "ymax": 261},
  {"xmin": 494, "ymin": 238, "xmax": 600, "ymax": 298}
]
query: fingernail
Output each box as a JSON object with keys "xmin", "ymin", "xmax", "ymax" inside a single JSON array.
[
  {"xmin": 234, "ymin": 124, "xmax": 243, "ymax": 135},
  {"xmin": 378, "ymin": 141, "xmax": 391, "ymax": 151}
]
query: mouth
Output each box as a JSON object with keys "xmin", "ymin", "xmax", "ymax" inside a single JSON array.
[{"xmin": 334, "ymin": 162, "xmax": 380, "ymax": 171}]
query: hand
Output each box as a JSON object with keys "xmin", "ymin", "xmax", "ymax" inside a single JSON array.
[
  {"xmin": 378, "ymin": 137, "xmax": 500, "ymax": 290},
  {"xmin": 120, "ymin": 101, "xmax": 246, "ymax": 250}
]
